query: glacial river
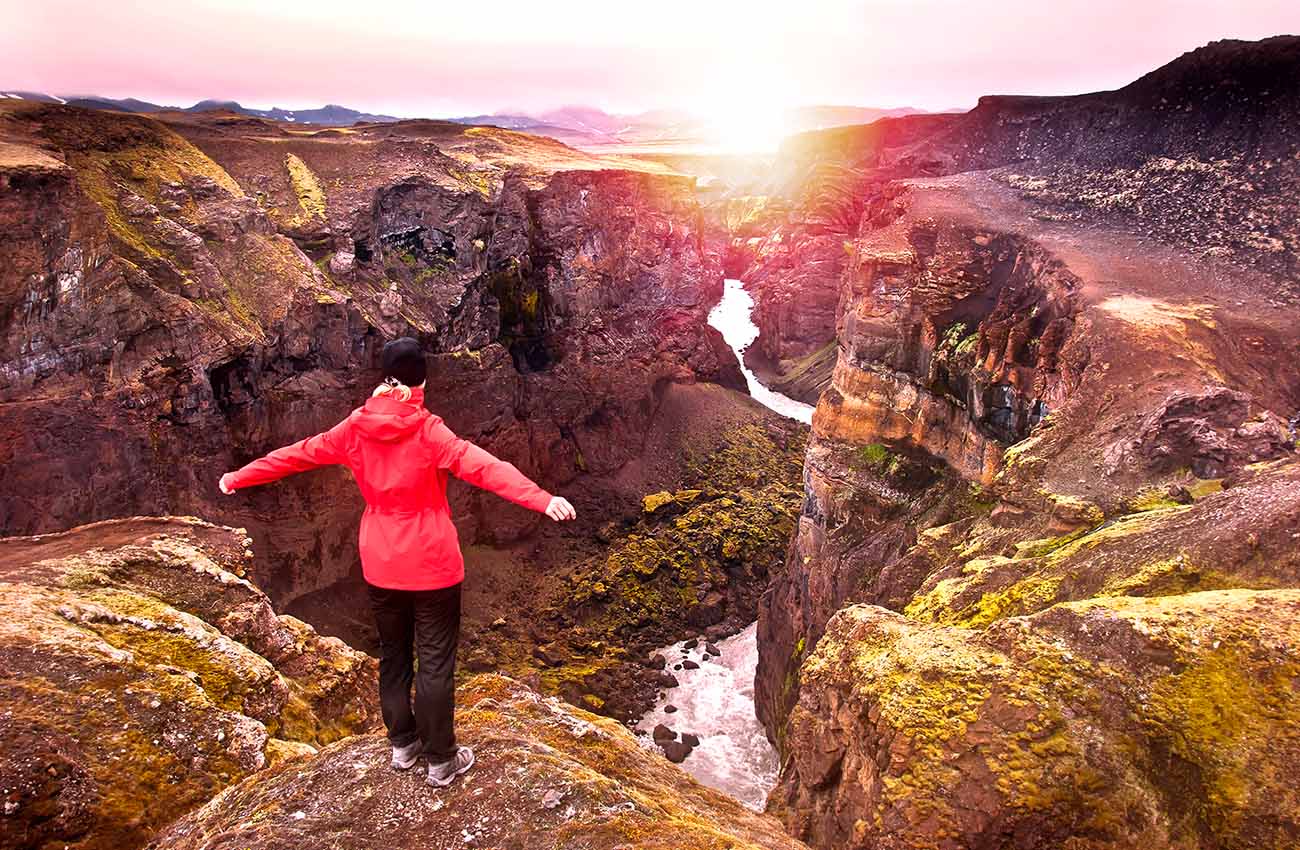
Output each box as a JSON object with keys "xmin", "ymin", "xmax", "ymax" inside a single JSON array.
[{"xmin": 633, "ymin": 279, "xmax": 813, "ymax": 810}]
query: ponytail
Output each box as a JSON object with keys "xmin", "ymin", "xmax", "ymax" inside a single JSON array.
[{"xmin": 372, "ymin": 376, "xmax": 413, "ymax": 403}]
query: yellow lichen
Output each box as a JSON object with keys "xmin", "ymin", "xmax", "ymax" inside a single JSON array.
[{"xmin": 285, "ymin": 153, "xmax": 326, "ymax": 223}]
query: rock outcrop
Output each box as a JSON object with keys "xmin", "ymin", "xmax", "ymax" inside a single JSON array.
[
  {"xmin": 0, "ymin": 517, "xmax": 378, "ymax": 850},
  {"xmin": 152, "ymin": 674, "xmax": 809, "ymax": 850},
  {"xmin": 752, "ymin": 36, "xmax": 1300, "ymax": 849}
]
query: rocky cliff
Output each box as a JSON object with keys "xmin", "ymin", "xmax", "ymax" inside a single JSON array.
[
  {"xmin": 753, "ymin": 36, "xmax": 1300, "ymax": 849},
  {"xmin": 734, "ymin": 36, "xmax": 1299, "ymax": 409},
  {"xmin": 774, "ymin": 589, "xmax": 1300, "ymax": 850},
  {"xmin": 0, "ymin": 517, "xmax": 378, "ymax": 850}
]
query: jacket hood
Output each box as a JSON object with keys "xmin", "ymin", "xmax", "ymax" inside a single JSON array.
[{"xmin": 352, "ymin": 387, "xmax": 430, "ymax": 441}]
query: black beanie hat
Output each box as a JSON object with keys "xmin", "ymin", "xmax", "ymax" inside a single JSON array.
[{"xmin": 381, "ymin": 337, "xmax": 427, "ymax": 387}]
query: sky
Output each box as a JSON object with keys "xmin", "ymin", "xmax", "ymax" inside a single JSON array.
[{"xmin": 1, "ymin": 0, "xmax": 1296, "ymax": 119}]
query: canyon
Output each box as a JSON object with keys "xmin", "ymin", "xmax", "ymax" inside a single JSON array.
[{"xmin": 2, "ymin": 34, "xmax": 1299, "ymax": 850}]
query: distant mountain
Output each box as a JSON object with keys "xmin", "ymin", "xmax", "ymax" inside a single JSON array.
[
  {"xmin": 785, "ymin": 105, "xmax": 929, "ymax": 130},
  {"xmin": 0, "ymin": 91, "xmax": 398, "ymax": 125},
  {"xmin": 66, "ymin": 96, "xmax": 167, "ymax": 112},
  {"xmin": 185, "ymin": 100, "xmax": 399, "ymax": 124}
]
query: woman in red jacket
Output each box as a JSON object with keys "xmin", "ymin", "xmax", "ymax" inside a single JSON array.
[{"xmin": 219, "ymin": 337, "xmax": 576, "ymax": 787}]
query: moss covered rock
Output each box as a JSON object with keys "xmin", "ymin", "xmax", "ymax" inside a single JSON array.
[
  {"xmin": 773, "ymin": 590, "xmax": 1300, "ymax": 850},
  {"xmin": 153, "ymin": 675, "xmax": 809, "ymax": 850},
  {"xmin": 0, "ymin": 517, "xmax": 379, "ymax": 850},
  {"xmin": 904, "ymin": 460, "xmax": 1300, "ymax": 629}
]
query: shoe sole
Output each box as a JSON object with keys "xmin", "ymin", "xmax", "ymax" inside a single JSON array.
[{"xmin": 426, "ymin": 747, "xmax": 475, "ymax": 787}]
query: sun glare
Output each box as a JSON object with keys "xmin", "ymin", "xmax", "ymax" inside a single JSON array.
[{"xmin": 700, "ymin": 110, "xmax": 792, "ymax": 154}]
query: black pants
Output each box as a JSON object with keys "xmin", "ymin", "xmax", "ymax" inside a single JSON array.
[{"xmin": 366, "ymin": 581, "xmax": 461, "ymax": 762}]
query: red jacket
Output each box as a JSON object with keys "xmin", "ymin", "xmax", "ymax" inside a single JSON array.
[{"xmin": 224, "ymin": 387, "xmax": 553, "ymax": 590}]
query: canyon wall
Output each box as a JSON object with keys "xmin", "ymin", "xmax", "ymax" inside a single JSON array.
[
  {"xmin": 756, "ymin": 36, "xmax": 1300, "ymax": 849},
  {"xmin": 736, "ymin": 35, "xmax": 1300, "ymax": 409},
  {"xmin": 0, "ymin": 104, "xmax": 744, "ymax": 610}
]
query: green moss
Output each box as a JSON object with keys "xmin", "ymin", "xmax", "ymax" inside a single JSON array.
[
  {"xmin": 852, "ymin": 442, "xmax": 901, "ymax": 476},
  {"xmin": 446, "ymin": 165, "xmax": 495, "ymax": 198},
  {"xmin": 642, "ymin": 491, "xmax": 675, "ymax": 514},
  {"xmin": 1012, "ymin": 527, "xmax": 1090, "ymax": 559},
  {"xmin": 1039, "ymin": 491, "xmax": 1106, "ymax": 526},
  {"xmin": 954, "ymin": 333, "xmax": 979, "ymax": 357},
  {"xmin": 1187, "ymin": 478, "xmax": 1225, "ymax": 499},
  {"xmin": 940, "ymin": 322, "xmax": 968, "ymax": 351},
  {"xmin": 1144, "ymin": 640, "xmax": 1300, "ymax": 841},
  {"xmin": 488, "ymin": 423, "xmax": 806, "ymax": 710}
]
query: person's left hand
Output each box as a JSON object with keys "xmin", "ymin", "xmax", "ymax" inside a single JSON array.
[
  {"xmin": 218, "ymin": 474, "xmax": 236, "ymax": 495},
  {"xmin": 545, "ymin": 496, "xmax": 576, "ymax": 521}
]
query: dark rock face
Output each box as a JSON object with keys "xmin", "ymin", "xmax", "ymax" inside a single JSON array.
[
  {"xmin": 0, "ymin": 104, "xmax": 743, "ymax": 611},
  {"xmin": 153, "ymin": 675, "xmax": 810, "ymax": 850},
  {"xmin": 0, "ymin": 517, "xmax": 378, "ymax": 850}
]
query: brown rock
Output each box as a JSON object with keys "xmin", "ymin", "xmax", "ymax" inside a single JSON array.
[{"xmin": 774, "ymin": 592, "xmax": 1300, "ymax": 850}]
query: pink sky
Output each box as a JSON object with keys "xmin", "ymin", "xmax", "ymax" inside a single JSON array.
[{"xmin": 2, "ymin": 0, "xmax": 1296, "ymax": 117}]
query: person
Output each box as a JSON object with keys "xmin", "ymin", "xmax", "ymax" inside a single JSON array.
[{"xmin": 218, "ymin": 337, "xmax": 576, "ymax": 787}]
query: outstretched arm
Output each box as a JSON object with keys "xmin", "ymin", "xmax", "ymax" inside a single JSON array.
[
  {"xmin": 427, "ymin": 420, "xmax": 574, "ymax": 519},
  {"xmin": 220, "ymin": 419, "xmax": 349, "ymax": 493}
]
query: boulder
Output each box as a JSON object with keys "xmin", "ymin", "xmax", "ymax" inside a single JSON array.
[{"xmin": 660, "ymin": 740, "xmax": 694, "ymax": 764}]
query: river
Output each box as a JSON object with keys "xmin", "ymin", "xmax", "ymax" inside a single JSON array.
[
  {"xmin": 633, "ymin": 278, "xmax": 813, "ymax": 811},
  {"xmin": 705, "ymin": 279, "xmax": 815, "ymax": 425}
]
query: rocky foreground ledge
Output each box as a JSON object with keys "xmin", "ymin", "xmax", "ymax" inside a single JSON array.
[
  {"xmin": 152, "ymin": 674, "xmax": 807, "ymax": 850},
  {"xmin": 0, "ymin": 517, "xmax": 807, "ymax": 850}
]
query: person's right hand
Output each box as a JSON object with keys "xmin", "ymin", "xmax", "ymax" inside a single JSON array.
[
  {"xmin": 545, "ymin": 496, "xmax": 576, "ymax": 521},
  {"xmin": 218, "ymin": 473, "xmax": 236, "ymax": 495}
]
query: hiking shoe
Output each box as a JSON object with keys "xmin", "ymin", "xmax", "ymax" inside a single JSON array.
[
  {"xmin": 426, "ymin": 746, "xmax": 475, "ymax": 787},
  {"xmin": 391, "ymin": 740, "xmax": 421, "ymax": 771}
]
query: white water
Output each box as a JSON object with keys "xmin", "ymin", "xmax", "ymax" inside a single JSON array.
[
  {"xmin": 706, "ymin": 278, "xmax": 815, "ymax": 425},
  {"xmin": 635, "ymin": 624, "xmax": 778, "ymax": 811},
  {"xmin": 631, "ymin": 280, "xmax": 813, "ymax": 810}
]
